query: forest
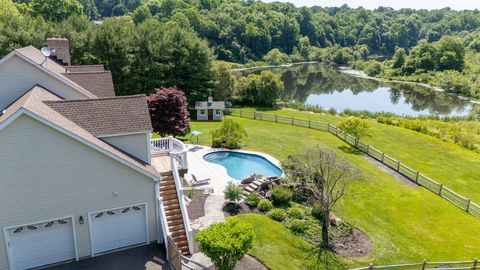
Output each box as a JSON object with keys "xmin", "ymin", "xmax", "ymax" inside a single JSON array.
[{"xmin": 1, "ymin": 0, "xmax": 480, "ymax": 100}]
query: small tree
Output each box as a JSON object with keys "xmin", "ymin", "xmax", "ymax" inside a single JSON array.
[
  {"xmin": 224, "ymin": 181, "xmax": 243, "ymax": 204},
  {"xmin": 263, "ymin": 48, "xmax": 290, "ymax": 65},
  {"xmin": 147, "ymin": 87, "xmax": 190, "ymax": 137},
  {"xmin": 195, "ymin": 219, "xmax": 255, "ymax": 270},
  {"xmin": 283, "ymin": 146, "xmax": 361, "ymax": 250},
  {"xmin": 211, "ymin": 118, "xmax": 247, "ymax": 149},
  {"xmin": 337, "ymin": 117, "xmax": 370, "ymax": 145}
]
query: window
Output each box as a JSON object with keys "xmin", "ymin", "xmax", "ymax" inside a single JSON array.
[
  {"xmin": 215, "ymin": 109, "xmax": 222, "ymax": 116},
  {"xmin": 199, "ymin": 109, "xmax": 206, "ymax": 116}
]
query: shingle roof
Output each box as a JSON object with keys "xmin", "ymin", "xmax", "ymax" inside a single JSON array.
[
  {"xmin": 16, "ymin": 46, "xmax": 66, "ymax": 74},
  {"xmin": 46, "ymin": 38, "xmax": 71, "ymax": 66},
  {"xmin": 63, "ymin": 71, "xmax": 116, "ymax": 97},
  {"xmin": 65, "ymin": 65, "xmax": 105, "ymax": 73},
  {"xmin": 0, "ymin": 86, "xmax": 158, "ymax": 178},
  {"xmin": 195, "ymin": 101, "xmax": 225, "ymax": 109},
  {"xmin": 45, "ymin": 95, "xmax": 153, "ymax": 137}
]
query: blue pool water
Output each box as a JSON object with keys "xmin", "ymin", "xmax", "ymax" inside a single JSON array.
[{"xmin": 203, "ymin": 151, "xmax": 283, "ymax": 181}]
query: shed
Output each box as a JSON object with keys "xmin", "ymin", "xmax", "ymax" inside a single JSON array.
[{"xmin": 195, "ymin": 97, "xmax": 225, "ymax": 121}]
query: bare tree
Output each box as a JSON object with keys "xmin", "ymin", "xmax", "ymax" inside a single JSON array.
[{"xmin": 283, "ymin": 145, "xmax": 362, "ymax": 250}]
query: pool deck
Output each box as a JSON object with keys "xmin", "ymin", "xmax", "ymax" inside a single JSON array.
[{"xmin": 185, "ymin": 144, "xmax": 282, "ymax": 194}]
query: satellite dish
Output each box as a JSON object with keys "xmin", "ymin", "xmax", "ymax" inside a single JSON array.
[{"xmin": 41, "ymin": 47, "xmax": 53, "ymax": 57}]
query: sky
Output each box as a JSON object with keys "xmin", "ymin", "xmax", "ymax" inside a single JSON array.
[{"xmin": 261, "ymin": 0, "xmax": 479, "ymax": 11}]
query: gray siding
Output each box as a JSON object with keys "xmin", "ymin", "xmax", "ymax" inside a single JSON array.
[
  {"xmin": 0, "ymin": 55, "xmax": 89, "ymax": 110},
  {"xmin": 0, "ymin": 115, "xmax": 158, "ymax": 269},
  {"xmin": 102, "ymin": 133, "xmax": 150, "ymax": 163},
  {"xmin": 196, "ymin": 109, "xmax": 223, "ymax": 121},
  {"xmin": 197, "ymin": 109, "xmax": 208, "ymax": 121}
]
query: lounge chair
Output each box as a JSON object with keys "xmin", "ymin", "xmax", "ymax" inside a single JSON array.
[{"xmin": 188, "ymin": 174, "xmax": 210, "ymax": 186}]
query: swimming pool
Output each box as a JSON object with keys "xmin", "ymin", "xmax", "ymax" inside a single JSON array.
[{"xmin": 203, "ymin": 151, "xmax": 283, "ymax": 181}]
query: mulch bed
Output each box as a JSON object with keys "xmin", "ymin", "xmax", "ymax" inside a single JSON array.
[
  {"xmin": 222, "ymin": 201, "xmax": 259, "ymax": 217},
  {"xmin": 331, "ymin": 228, "xmax": 373, "ymax": 257},
  {"xmin": 186, "ymin": 191, "xmax": 210, "ymax": 221}
]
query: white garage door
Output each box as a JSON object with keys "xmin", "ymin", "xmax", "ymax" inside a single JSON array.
[
  {"xmin": 6, "ymin": 218, "xmax": 76, "ymax": 270},
  {"xmin": 89, "ymin": 204, "xmax": 148, "ymax": 256}
]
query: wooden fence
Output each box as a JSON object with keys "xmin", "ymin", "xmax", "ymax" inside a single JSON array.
[
  {"xmin": 351, "ymin": 258, "xmax": 479, "ymax": 270},
  {"xmin": 229, "ymin": 109, "xmax": 480, "ymax": 220}
]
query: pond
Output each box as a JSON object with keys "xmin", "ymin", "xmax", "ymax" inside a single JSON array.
[{"xmin": 235, "ymin": 63, "xmax": 473, "ymax": 117}]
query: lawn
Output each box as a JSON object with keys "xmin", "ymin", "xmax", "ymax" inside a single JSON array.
[
  {"xmin": 187, "ymin": 116, "xmax": 480, "ymax": 268},
  {"xmin": 230, "ymin": 107, "xmax": 480, "ymax": 203}
]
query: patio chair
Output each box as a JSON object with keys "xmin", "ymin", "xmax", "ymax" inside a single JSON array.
[{"xmin": 188, "ymin": 174, "xmax": 210, "ymax": 186}]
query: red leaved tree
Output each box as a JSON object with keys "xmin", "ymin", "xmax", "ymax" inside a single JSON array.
[{"xmin": 147, "ymin": 87, "xmax": 190, "ymax": 137}]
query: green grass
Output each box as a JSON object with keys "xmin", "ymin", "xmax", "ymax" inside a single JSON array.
[
  {"xmin": 229, "ymin": 107, "xmax": 480, "ymax": 202},
  {"xmin": 187, "ymin": 115, "xmax": 480, "ymax": 268},
  {"xmin": 231, "ymin": 214, "xmax": 322, "ymax": 270}
]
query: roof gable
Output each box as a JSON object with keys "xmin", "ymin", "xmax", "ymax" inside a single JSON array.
[{"xmin": 0, "ymin": 86, "xmax": 159, "ymax": 180}]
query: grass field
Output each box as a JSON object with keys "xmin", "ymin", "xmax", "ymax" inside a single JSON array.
[
  {"xmin": 229, "ymin": 107, "xmax": 480, "ymax": 203},
  {"xmin": 186, "ymin": 115, "xmax": 480, "ymax": 268}
]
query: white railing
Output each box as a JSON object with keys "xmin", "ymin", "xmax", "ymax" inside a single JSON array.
[
  {"xmin": 170, "ymin": 152, "xmax": 194, "ymax": 254},
  {"xmin": 151, "ymin": 137, "xmax": 188, "ymax": 170}
]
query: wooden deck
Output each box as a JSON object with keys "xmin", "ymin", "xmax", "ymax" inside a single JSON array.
[{"xmin": 151, "ymin": 155, "xmax": 172, "ymax": 175}]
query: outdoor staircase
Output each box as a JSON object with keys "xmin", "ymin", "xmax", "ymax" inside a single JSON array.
[
  {"xmin": 159, "ymin": 171, "xmax": 190, "ymax": 255},
  {"xmin": 241, "ymin": 179, "xmax": 267, "ymax": 199}
]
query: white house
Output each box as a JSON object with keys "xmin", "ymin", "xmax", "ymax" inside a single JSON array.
[{"xmin": 0, "ymin": 38, "xmax": 192, "ymax": 270}]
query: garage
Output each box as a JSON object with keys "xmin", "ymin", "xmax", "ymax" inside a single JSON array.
[
  {"xmin": 5, "ymin": 217, "xmax": 77, "ymax": 270},
  {"xmin": 89, "ymin": 203, "xmax": 148, "ymax": 256}
]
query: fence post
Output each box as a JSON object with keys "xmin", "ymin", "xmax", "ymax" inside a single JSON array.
[
  {"xmin": 308, "ymin": 120, "xmax": 311, "ymax": 128},
  {"xmin": 253, "ymin": 111, "xmax": 256, "ymax": 120},
  {"xmin": 415, "ymin": 171, "xmax": 419, "ymax": 183},
  {"xmin": 381, "ymin": 153, "xmax": 385, "ymax": 163},
  {"xmin": 240, "ymin": 109, "xmax": 242, "ymax": 117},
  {"xmin": 466, "ymin": 199, "xmax": 471, "ymax": 212},
  {"xmin": 366, "ymin": 145, "xmax": 370, "ymax": 154},
  {"xmin": 291, "ymin": 116, "xmax": 294, "ymax": 125},
  {"xmin": 439, "ymin": 184, "xmax": 443, "ymax": 196},
  {"xmin": 473, "ymin": 258, "xmax": 478, "ymax": 269},
  {"xmin": 275, "ymin": 114, "xmax": 278, "ymax": 123},
  {"xmin": 397, "ymin": 161, "xmax": 401, "ymax": 171},
  {"xmin": 421, "ymin": 259, "xmax": 427, "ymax": 270}
]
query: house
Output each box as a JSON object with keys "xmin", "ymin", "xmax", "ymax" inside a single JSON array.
[
  {"xmin": 0, "ymin": 38, "xmax": 192, "ymax": 270},
  {"xmin": 195, "ymin": 96, "xmax": 225, "ymax": 121}
]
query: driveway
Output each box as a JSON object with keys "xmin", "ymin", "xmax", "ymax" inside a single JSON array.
[{"xmin": 41, "ymin": 244, "xmax": 171, "ymax": 270}]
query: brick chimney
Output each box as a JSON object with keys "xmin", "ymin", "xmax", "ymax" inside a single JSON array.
[{"xmin": 46, "ymin": 37, "xmax": 71, "ymax": 66}]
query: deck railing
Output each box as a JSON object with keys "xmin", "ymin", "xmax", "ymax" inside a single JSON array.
[
  {"xmin": 151, "ymin": 137, "xmax": 188, "ymax": 170},
  {"xmin": 229, "ymin": 109, "xmax": 480, "ymax": 220}
]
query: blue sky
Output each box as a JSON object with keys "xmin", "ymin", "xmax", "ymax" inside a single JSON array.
[{"xmin": 261, "ymin": 0, "xmax": 479, "ymax": 10}]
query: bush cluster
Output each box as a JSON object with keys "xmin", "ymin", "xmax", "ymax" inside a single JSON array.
[
  {"xmin": 257, "ymin": 199, "xmax": 273, "ymax": 212},
  {"xmin": 288, "ymin": 219, "xmax": 307, "ymax": 233},
  {"xmin": 267, "ymin": 209, "xmax": 286, "ymax": 222},
  {"xmin": 246, "ymin": 193, "xmax": 260, "ymax": 207},
  {"xmin": 271, "ymin": 186, "xmax": 292, "ymax": 207},
  {"xmin": 287, "ymin": 207, "xmax": 305, "ymax": 219}
]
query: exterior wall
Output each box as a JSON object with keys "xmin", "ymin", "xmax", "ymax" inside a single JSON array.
[
  {"xmin": 213, "ymin": 110, "xmax": 223, "ymax": 121},
  {"xmin": 196, "ymin": 109, "xmax": 208, "ymax": 121},
  {"xmin": 102, "ymin": 133, "xmax": 150, "ymax": 164},
  {"xmin": 0, "ymin": 115, "xmax": 158, "ymax": 269},
  {"xmin": 0, "ymin": 55, "xmax": 89, "ymax": 110}
]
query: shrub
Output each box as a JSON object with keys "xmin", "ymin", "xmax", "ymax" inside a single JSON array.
[
  {"xmin": 288, "ymin": 207, "xmax": 305, "ymax": 219},
  {"xmin": 288, "ymin": 219, "xmax": 307, "ymax": 233},
  {"xmin": 246, "ymin": 193, "xmax": 260, "ymax": 207},
  {"xmin": 211, "ymin": 119, "xmax": 247, "ymax": 149},
  {"xmin": 223, "ymin": 182, "xmax": 243, "ymax": 203},
  {"xmin": 195, "ymin": 219, "xmax": 254, "ymax": 270},
  {"xmin": 257, "ymin": 199, "xmax": 273, "ymax": 212},
  {"xmin": 311, "ymin": 203, "xmax": 323, "ymax": 221},
  {"xmin": 267, "ymin": 208, "xmax": 286, "ymax": 222},
  {"xmin": 271, "ymin": 186, "xmax": 292, "ymax": 206}
]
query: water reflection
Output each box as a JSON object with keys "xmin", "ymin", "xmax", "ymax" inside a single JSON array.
[{"xmin": 236, "ymin": 63, "xmax": 471, "ymax": 116}]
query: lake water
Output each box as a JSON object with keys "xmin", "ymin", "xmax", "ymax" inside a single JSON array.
[{"xmin": 236, "ymin": 63, "xmax": 472, "ymax": 117}]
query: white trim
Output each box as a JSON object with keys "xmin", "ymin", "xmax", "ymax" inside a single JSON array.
[
  {"xmin": 97, "ymin": 131, "xmax": 152, "ymax": 138},
  {"xmin": 0, "ymin": 109, "xmax": 160, "ymax": 181},
  {"xmin": 215, "ymin": 109, "xmax": 222, "ymax": 116},
  {"xmin": 199, "ymin": 109, "xmax": 206, "ymax": 116},
  {"xmin": 146, "ymin": 133, "xmax": 152, "ymax": 165},
  {"xmin": 7, "ymin": 51, "xmax": 97, "ymax": 99},
  {"xmin": 3, "ymin": 215, "xmax": 78, "ymax": 270},
  {"xmin": 87, "ymin": 202, "xmax": 149, "ymax": 257}
]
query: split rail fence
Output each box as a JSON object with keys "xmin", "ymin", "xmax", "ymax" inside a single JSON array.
[
  {"xmin": 351, "ymin": 258, "xmax": 479, "ymax": 270},
  {"xmin": 229, "ymin": 109, "xmax": 480, "ymax": 220}
]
